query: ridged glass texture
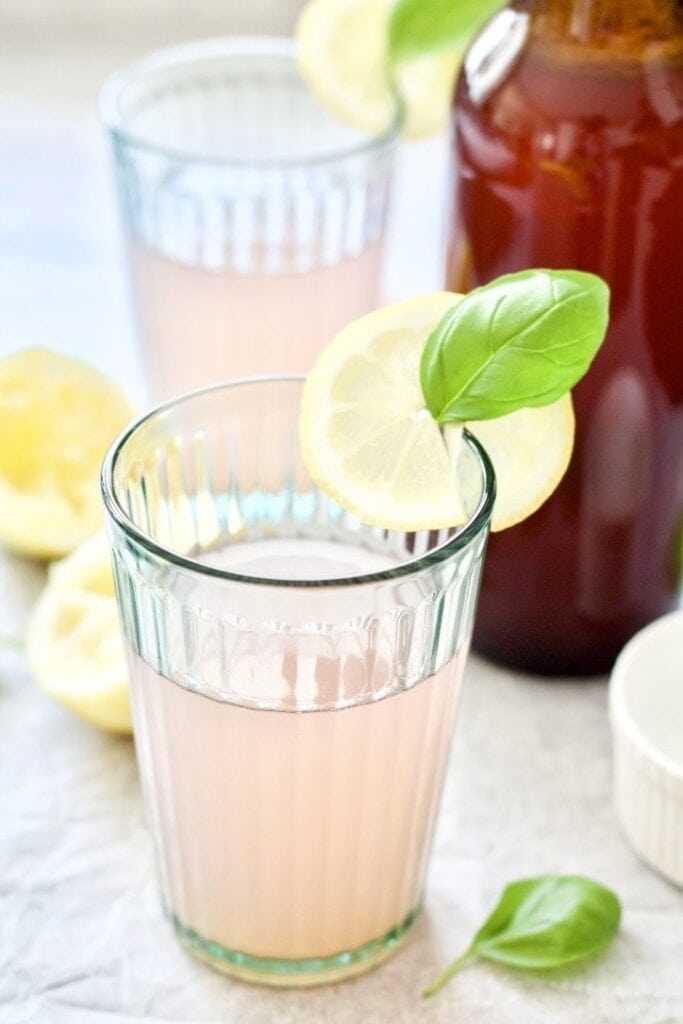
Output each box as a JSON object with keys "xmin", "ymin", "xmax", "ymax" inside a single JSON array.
[
  {"xmin": 101, "ymin": 37, "xmax": 401, "ymax": 399},
  {"xmin": 102, "ymin": 378, "xmax": 493, "ymax": 986}
]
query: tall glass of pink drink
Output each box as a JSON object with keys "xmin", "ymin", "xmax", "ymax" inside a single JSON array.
[
  {"xmin": 101, "ymin": 38, "xmax": 401, "ymax": 400},
  {"xmin": 101, "ymin": 378, "xmax": 494, "ymax": 986}
]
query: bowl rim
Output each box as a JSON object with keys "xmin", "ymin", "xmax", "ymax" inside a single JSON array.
[{"xmin": 609, "ymin": 608, "xmax": 683, "ymax": 785}]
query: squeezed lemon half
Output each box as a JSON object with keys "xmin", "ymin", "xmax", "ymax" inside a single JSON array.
[
  {"xmin": 0, "ymin": 348, "xmax": 133, "ymax": 559},
  {"xmin": 300, "ymin": 293, "xmax": 575, "ymax": 533},
  {"xmin": 28, "ymin": 533, "xmax": 131, "ymax": 735}
]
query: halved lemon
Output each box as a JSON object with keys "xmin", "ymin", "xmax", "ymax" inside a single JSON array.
[
  {"xmin": 295, "ymin": 0, "xmax": 462, "ymax": 137},
  {"xmin": 300, "ymin": 293, "xmax": 575, "ymax": 533},
  {"xmin": 0, "ymin": 348, "xmax": 134, "ymax": 559},
  {"xmin": 27, "ymin": 532, "xmax": 132, "ymax": 735}
]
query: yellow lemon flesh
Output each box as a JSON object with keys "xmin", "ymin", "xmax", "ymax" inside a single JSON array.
[
  {"xmin": 300, "ymin": 293, "xmax": 575, "ymax": 533},
  {"xmin": 295, "ymin": 0, "xmax": 462, "ymax": 137},
  {"xmin": 0, "ymin": 348, "xmax": 133, "ymax": 559},
  {"xmin": 27, "ymin": 532, "xmax": 131, "ymax": 735}
]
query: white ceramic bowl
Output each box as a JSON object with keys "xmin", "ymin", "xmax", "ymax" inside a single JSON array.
[{"xmin": 609, "ymin": 609, "xmax": 683, "ymax": 887}]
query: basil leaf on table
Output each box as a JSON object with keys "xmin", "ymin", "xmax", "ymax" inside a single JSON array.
[
  {"xmin": 424, "ymin": 875, "xmax": 621, "ymax": 998},
  {"xmin": 388, "ymin": 0, "xmax": 504, "ymax": 63},
  {"xmin": 419, "ymin": 269, "xmax": 610, "ymax": 424}
]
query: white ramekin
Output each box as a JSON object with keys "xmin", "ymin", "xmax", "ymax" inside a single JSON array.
[{"xmin": 609, "ymin": 608, "xmax": 683, "ymax": 888}]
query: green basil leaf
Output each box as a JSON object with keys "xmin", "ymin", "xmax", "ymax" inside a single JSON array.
[
  {"xmin": 419, "ymin": 270, "xmax": 610, "ymax": 424},
  {"xmin": 424, "ymin": 875, "xmax": 621, "ymax": 997},
  {"xmin": 472, "ymin": 875, "xmax": 621, "ymax": 968},
  {"xmin": 389, "ymin": 0, "xmax": 504, "ymax": 63}
]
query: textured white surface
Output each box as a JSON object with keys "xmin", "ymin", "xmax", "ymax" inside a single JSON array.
[
  {"xmin": 1, "ymin": 4, "xmax": 683, "ymax": 1022},
  {"xmin": 2, "ymin": 565, "xmax": 683, "ymax": 1023}
]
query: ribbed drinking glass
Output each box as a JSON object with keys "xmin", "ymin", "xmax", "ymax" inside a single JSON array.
[
  {"xmin": 101, "ymin": 377, "xmax": 494, "ymax": 986},
  {"xmin": 101, "ymin": 38, "xmax": 401, "ymax": 399}
]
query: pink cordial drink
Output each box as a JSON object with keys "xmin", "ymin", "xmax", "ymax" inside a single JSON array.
[
  {"xmin": 101, "ymin": 38, "xmax": 399, "ymax": 400},
  {"xmin": 129, "ymin": 540, "xmax": 466, "ymax": 965},
  {"xmin": 130, "ymin": 244, "xmax": 383, "ymax": 398},
  {"xmin": 102, "ymin": 378, "xmax": 494, "ymax": 986}
]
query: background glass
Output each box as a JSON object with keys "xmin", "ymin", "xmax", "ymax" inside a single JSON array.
[
  {"xmin": 101, "ymin": 377, "xmax": 493, "ymax": 987},
  {"xmin": 101, "ymin": 37, "xmax": 401, "ymax": 400}
]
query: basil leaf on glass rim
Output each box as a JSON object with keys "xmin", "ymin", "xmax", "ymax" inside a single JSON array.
[
  {"xmin": 424, "ymin": 875, "xmax": 621, "ymax": 998},
  {"xmin": 420, "ymin": 269, "xmax": 610, "ymax": 424},
  {"xmin": 388, "ymin": 0, "xmax": 504, "ymax": 63}
]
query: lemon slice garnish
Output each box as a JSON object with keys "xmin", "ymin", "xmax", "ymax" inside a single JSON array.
[
  {"xmin": 295, "ymin": 0, "xmax": 462, "ymax": 137},
  {"xmin": 467, "ymin": 401, "xmax": 574, "ymax": 531},
  {"xmin": 0, "ymin": 348, "xmax": 133, "ymax": 559},
  {"xmin": 27, "ymin": 533, "xmax": 131, "ymax": 735},
  {"xmin": 394, "ymin": 50, "xmax": 462, "ymax": 137},
  {"xmin": 297, "ymin": 0, "xmax": 395, "ymax": 135},
  {"xmin": 300, "ymin": 294, "xmax": 575, "ymax": 532}
]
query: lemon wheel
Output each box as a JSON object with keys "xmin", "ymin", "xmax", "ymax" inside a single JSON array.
[
  {"xmin": 295, "ymin": 0, "xmax": 463, "ymax": 137},
  {"xmin": 300, "ymin": 294, "xmax": 575, "ymax": 533}
]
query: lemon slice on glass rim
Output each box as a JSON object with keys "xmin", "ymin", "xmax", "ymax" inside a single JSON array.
[
  {"xmin": 300, "ymin": 293, "xmax": 575, "ymax": 533},
  {"xmin": 295, "ymin": 0, "xmax": 463, "ymax": 137},
  {"xmin": 27, "ymin": 532, "xmax": 131, "ymax": 735},
  {"xmin": 0, "ymin": 348, "xmax": 134, "ymax": 559}
]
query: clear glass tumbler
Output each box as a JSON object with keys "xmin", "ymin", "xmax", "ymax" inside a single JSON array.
[
  {"xmin": 101, "ymin": 378, "xmax": 494, "ymax": 987},
  {"xmin": 101, "ymin": 38, "xmax": 401, "ymax": 400}
]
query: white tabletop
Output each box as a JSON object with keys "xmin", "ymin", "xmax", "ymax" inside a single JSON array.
[{"xmin": 1, "ymin": 6, "xmax": 682, "ymax": 1022}]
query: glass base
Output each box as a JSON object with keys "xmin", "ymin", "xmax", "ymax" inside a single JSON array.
[{"xmin": 171, "ymin": 906, "xmax": 421, "ymax": 988}]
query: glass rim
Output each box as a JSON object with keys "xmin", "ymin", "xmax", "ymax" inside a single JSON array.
[
  {"xmin": 100, "ymin": 375, "xmax": 496, "ymax": 589},
  {"xmin": 99, "ymin": 35, "xmax": 404, "ymax": 170}
]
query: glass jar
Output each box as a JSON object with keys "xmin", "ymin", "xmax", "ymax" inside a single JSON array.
[{"xmin": 447, "ymin": 0, "xmax": 683, "ymax": 675}]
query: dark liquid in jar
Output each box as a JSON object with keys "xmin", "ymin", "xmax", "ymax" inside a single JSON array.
[{"xmin": 448, "ymin": 16, "xmax": 683, "ymax": 674}]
